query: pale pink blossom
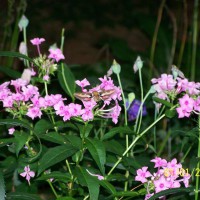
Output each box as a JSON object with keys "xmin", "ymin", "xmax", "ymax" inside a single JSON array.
[
  {"xmin": 20, "ymin": 165, "xmax": 35, "ymax": 185},
  {"xmin": 154, "ymin": 175, "xmax": 170, "ymax": 193},
  {"xmin": 135, "ymin": 166, "xmax": 152, "ymax": 183},
  {"xmin": 48, "ymin": 48, "xmax": 65, "ymax": 62},
  {"xmin": 8, "ymin": 128, "xmax": 15, "ymax": 135},
  {"xmin": 151, "ymin": 157, "xmax": 167, "ymax": 168},
  {"xmin": 75, "ymin": 78, "xmax": 90, "ymax": 88},
  {"xmin": 30, "ymin": 38, "xmax": 45, "ymax": 45},
  {"xmin": 43, "ymin": 75, "xmax": 49, "ymax": 81},
  {"xmin": 26, "ymin": 106, "xmax": 42, "ymax": 119}
]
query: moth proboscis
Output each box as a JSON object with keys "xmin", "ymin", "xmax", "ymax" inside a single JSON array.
[{"xmin": 74, "ymin": 89, "xmax": 115, "ymax": 102}]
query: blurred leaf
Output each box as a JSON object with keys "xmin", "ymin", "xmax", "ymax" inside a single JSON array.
[
  {"xmin": 64, "ymin": 135, "xmax": 82, "ymax": 149},
  {"xmin": 39, "ymin": 132, "xmax": 67, "ymax": 145},
  {"xmin": 99, "ymin": 180, "xmax": 116, "ymax": 194},
  {"xmin": 152, "ymin": 97, "xmax": 173, "ymax": 108},
  {"xmin": 148, "ymin": 187, "xmax": 194, "ymax": 200},
  {"xmin": 85, "ymin": 138, "xmax": 106, "ymax": 174},
  {"xmin": 0, "ymin": 138, "xmax": 16, "ymax": 147},
  {"xmin": 165, "ymin": 109, "xmax": 176, "ymax": 118},
  {"xmin": 38, "ymin": 144, "xmax": 78, "ymax": 174},
  {"xmin": 0, "ymin": 171, "xmax": 5, "ymax": 200},
  {"xmin": 0, "ymin": 66, "xmax": 21, "ymax": 78},
  {"xmin": 0, "ymin": 51, "xmax": 36, "ymax": 65},
  {"xmin": 6, "ymin": 192, "xmax": 42, "ymax": 200},
  {"xmin": 34, "ymin": 119, "xmax": 52, "ymax": 135},
  {"xmin": 104, "ymin": 140, "xmax": 125, "ymax": 155},
  {"xmin": 14, "ymin": 131, "xmax": 29, "ymax": 156},
  {"xmin": 102, "ymin": 126, "xmax": 134, "ymax": 141},
  {"xmin": 75, "ymin": 166, "xmax": 99, "ymax": 200},
  {"xmin": 37, "ymin": 171, "xmax": 70, "ymax": 182},
  {"xmin": 77, "ymin": 123, "xmax": 93, "ymax": 138},
  {"xmin": 56, "ymin": 198, "xmax": 76, "ymax": 200},
  {"xmin": 111, "ymin": 191, "xmax": 140, "ymax": 197},
  {"xmin": 0, "ymin": 119, "xmax": 32, "ymax": 130},
  {"xmin": 57, "ymin": 63, "xmax": 76, "ymax": 100}
]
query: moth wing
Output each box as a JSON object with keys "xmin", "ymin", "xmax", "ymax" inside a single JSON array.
[
  {"xmin": 99, "ymin": 89, "xmax": 115, "ymax": 100},
  {"xmin": 74, "ymin": 92, "xmax": 92, "ymax": 101}
]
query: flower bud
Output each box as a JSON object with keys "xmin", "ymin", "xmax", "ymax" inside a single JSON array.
[
  {"xmin": 18, "ymin": 15, "xmax": 29, "ymax": 31},
  {"xmin": 111, "ymin": 59, "xmax": 121, "ymax": 74},
  {"xmin": 133, "ymin": 56, "xmax": 143, "ymax": 73}
]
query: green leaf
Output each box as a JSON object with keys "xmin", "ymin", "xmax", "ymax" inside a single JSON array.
[
  {"xmin": 14, "ymin": 131, "xmax": 29, "ymax": 156},
  {"xmin": 56, "ymin": 198, "xmax": 76, "ymax": 200},
  {"xmin": 112, "ymin": 191, "xmax": 140, "ymax": 197},
  {"xmin": 85, "ymin": 138, "xmax": 106, "ymax": 174},
  {"xmin": 152, "ymin": 97, "xmax": 173, "ymax": 108},
  {"xmin": 64, "ymin": 135, "xmax": 82, "ymax": 149},
  {"xmin": 148, "ymin": 187, "xmax": 195, "ymax": 200},
  {"xmin": 0, "ymin": 66, "xmax": 21, "ymax": 78},
  {"xmin": 99, "ymin": 180, "xmax": 116, "ymax": 195},
  {"xmin": 0, "ymin": 51, "xmax": 36, "ymax": 65},
  {"xmin": 34, "ymin": 119, "xmax": 52, "ymax": 135},
  {"xmin": 165, "ymin": 109, "xmax": 176, "ymax": 118},
  {"xmin": 0, "ymin": 171, "xmax": 5, "ymax": 200},
  {"xmin": 77, "ymin": 123, "xmax": 93, "ymax": 138},
  {"xmin": 0, "ymin": 138, "xmax": 16, "ymax": 147},
  {"xmin": 39, "ymin": 132, "xmax": 67, "ymax": 144},
  {"xmin": 75, "ymin": 166, "xmax": 99, "ymax": 200},
  {"xmin": 102, "ymin": 126, "xmax": 134, "ymax": 141},
  {"xmin": 57, "ymin": 63, "xmax": 76, "ymax": 100},
  {"xmin": 38, "ymin": 144, "xmax": 78, "ymax": 174},
  {"xmin": 6, "ymin": 192, "xmax": 42, "ymax": 200},
  {"xmin": 36, "ymin": 171, "xmax": 70, "ymax": 182},
  {"xmin": 0, "ymin": 119, "xmax": 32, "ymax": 130}
]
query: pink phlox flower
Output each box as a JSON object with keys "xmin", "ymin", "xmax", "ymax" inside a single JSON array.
[
  {"xmin": 186, "ymin": 81, "xmax": 200, "ymax": 95},
  {"xmin": 157, "ymin": 74, "xmax": 177, "ymax": 91},
  {"xmin": 154, "ymin": 175, "xmax": 170, "ymax": 193},
  {"xmin": 0, "ymin": 81, "xmax": 10, "ymax": 90},
  {"xmin": 183, "ymin": 173, "xmax": 191, "ymax": 187},
  {"xmin": 0, "ymin": 89, "xmax": 10, "ymax": 100},
  {"xmin": 99, "ymin": 76, "xmax": 114, "ymax": 90},
  {"xmin": 110, "ymin": 103, "xmax": 121, "ymax": 124},
  {"xmin": 44, "ymin": 95, "xmax": 61, "ymax": 107},
  {"xmin": 145, "ymin": 193, "xmax": 154, "ymax": 200},
  {"xmin": 22, "ymin": 85, "xmax": 39, "ymax": 101},
  {"xmin": 135, "ymin": 166, "xmax": 152, "ymax": 183},
  {"xmin": 38, "ymin": 97, "xmax": 46, "ymax": 108},
  {"xmin": 176, "ymin": 107, "xmax": 191, "ymax": 118},
  {"xmin": 20, "ymin": 165, "xmax": 35, "ymax": 185},
  {"xmin": 75, "ymin": 78, "xmax": 90, "ymax": 89},
  {"xmin": 169, "ymin": 180, "xmax": 181, "ymax": 189},
  {"xmin": 81, "ymin": 108, "xmax": 94, "ymax": 121},
  {"xmin": 110, "ymin": 86, "xmax": 122, "ymax": 101},
  {"xmin": 3, "ymin": 96, "xmax": 14, "ymax": 108},
  {"xmin": 11, "ymin": 79, "xmax": 28, "ymax": 93},
  {"xmin": 62, "ymin": 105, "xmax": 72, "ymax": 121},
  {"xmin": 8, "ymin": 128, "xmax": 15, "ymax": 135},
  {"xmin": 194, "ymin": 97, "xmax": 200, "ymax": 112},
  {"xmin": 176, "ymin": 78, "xmax": 189, "ymax": 93},
  {"xmin": 43, "ymin": 75, "xmax": 50, "ymax": 81},
  {"xmin": 11, "ymin": 93, "xmax": 25, "ymax": 102},
  {"xmin": 151, "ymin": 157, "xmax": 167, "ymax": 168},
  {"xmin": 26, "ymin": 106, "xmax": 42, "ymax": 119},
  {"xmin": 48, "ymin": 48, "xmax": 65, "ymax": 62},
  {"xmin": 68, "ymin": 103, "xmax": 83, "ymax": 117},
  {"xmin": 86, "ymin": 169, "xmax": 104, "ymax": 180},
  {"xmin": 54, "ymin": 101, "xmax": 65, "ymax": 115},
  {"xmin": 30, "ymin": 38, "xmax": 45, "ymax": 45},
  {"xmin": 31, "ymin": 68, "xmax": 36, "ymax": 76},
  {"xmin": 83, "ymin": 99, "xmax": 97, "ymax": 110},
  {"xmin": 167, "ymin": 158, "xmax": 182, "ymax": 169}
]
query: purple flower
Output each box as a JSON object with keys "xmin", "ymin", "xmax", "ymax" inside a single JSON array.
[
  {"xmin": 20, "ymin": 165, "xmax": 35, "ymax": 185},
  {"xmin": 127, "ymin": 99, "xmax": 147, "ymax": 121}
]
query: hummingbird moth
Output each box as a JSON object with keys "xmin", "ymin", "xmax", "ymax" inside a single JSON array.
[
  {"xmin": 74, "ymin": 89, "xmax": 115, "ymax": 102},
  {"xmin": 171, "ymin": 65, "xmax": 185, "ymax": 79}
]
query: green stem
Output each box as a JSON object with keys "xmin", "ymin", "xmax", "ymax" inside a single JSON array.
[
  {"xmin": 23, "ymin": 27, "xmax": 29, "ymax": 67},
  {"xmin": 195, "ymin": 114, "xmax": 200, "ymax": 200},
  {"xmin": 116, "ymin": 73, "xmax": 127, "ymax": 126},
  {"xmin": 191, "ymin": 0, "xmax": 199, "ymax": 81},
  {"xmin": 107, "ymin": 114, "xmax": 165, "ymax": 176},
  {"xmin": 153, "ymin": 107, "xmax": 157, "ymax": 152},
  {"xmin": 47, "ymin": 180, "xmax": 59, "ymax": 198},
  {"xmin": 60, "ymin": 28, "xmax": 65, "ymax": 52}
]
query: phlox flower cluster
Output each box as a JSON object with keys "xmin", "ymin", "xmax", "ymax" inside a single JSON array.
[
  {"xmin": 75, "ymin": 76, "xmax": 122, "ymax": 124},
  {"xmin": 151, "ymin": 73, "xmax": 200, "ymax": 118},
  {"xmin": 30, "ymin": 37, "xmax": 65, "ymax": 82},
  {"xmin": 135, "ymin": 157, "xmax": 190, "ymax": 200},
  {"xmin": 0, "ymin": 76, "xmax": 121, "ymax": 124}
]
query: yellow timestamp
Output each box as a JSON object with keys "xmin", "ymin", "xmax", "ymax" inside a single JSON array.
[{"xmin": 163, "ymin": 168, "xmax": 200, "ymax": 177}]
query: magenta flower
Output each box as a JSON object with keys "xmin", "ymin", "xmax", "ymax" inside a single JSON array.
[
  {"xmin": 154, "ymin": 175, "xmax": 170, "ymax": 193},
  {"xmin": 20, "ymin": 165, "xmax": 35, "ymax": 185},
  {"xmin": 48, "ymin": 48, "xmax": 65, "ymax": 62},
  {"xmin": 30, "ymin": 38, "xmax": 45, "ymax": 45},
  {"xmin": 135, "ymin": 166, "xmax": 152, "ymax": 183},
  {"xmin": 8, "ymin": 128, "xmax": 15, "ymax": 135},
  {"xmin": 75, "ymin": 78, "xmax": 90, "ymax": 89},
  {"xmin": 26, "ymin": 106, "xmax": 42, "ymax": 119},
  {"xmin": 151, "ymin": 157, "xmax": 167, "ymax": 168}
]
